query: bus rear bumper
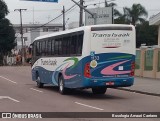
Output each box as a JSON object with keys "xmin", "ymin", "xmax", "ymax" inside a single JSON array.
[{"xmin": 82, "ymin": 77, "xmax": 134, "ymax": 88}]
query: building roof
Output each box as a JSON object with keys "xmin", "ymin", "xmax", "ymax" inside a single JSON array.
[{"xmin": 149, "ymin": 12, "xmax": 160, "ymax": 25}]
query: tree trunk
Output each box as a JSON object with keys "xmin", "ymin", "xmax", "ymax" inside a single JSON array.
[{"xmin": 0, "ymin": 53, "xmax": 3, "ymax": 66}]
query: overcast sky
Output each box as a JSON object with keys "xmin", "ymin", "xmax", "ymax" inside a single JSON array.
[{"xmin": 4, "ymin": 0, "xmax": 160, "ymax": 25}]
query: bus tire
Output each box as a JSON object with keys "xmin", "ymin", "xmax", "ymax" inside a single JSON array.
[
  {"xmin": 36, "ymin": 76, "xmax": 44, "ymax": 88},
  {"xmin": 58, "ymin": 75, "xmax": 67, "ymax": 95},
  {"xmin": 92, "ymin": 87, "xmax": 107, "ymax": 94}
]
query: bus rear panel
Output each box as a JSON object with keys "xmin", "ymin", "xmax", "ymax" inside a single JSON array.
[{"xmin": 82, "ymin": 25, "xmax": 135, "ymax": 88}]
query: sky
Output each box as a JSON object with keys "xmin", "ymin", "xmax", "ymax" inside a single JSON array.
[{"xmin": 3, "ymin": 0, "xmax": 160, "ymax": 25}]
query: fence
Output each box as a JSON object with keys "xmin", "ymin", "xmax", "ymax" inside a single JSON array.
[
  {"xmin": 135, "ymin": 46, "xmax": 160, "ymax": 79},
  {"xmin": 6, "ymin": 56, "xmax": 16, "ymax": 65}
]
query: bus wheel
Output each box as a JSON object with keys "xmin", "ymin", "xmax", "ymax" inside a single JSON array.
[
  {"xmin": 58, "ymin": 75, "xmax": 67, "ymax": 95},
  {"xmin": 36, "ymin": 76, "xmax": 44, "ymax": 88},
  {"xmin": 92, "ymin": 87, "xmax": 107, "ymax": 94}
]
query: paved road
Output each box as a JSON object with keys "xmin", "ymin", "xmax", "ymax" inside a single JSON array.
[
  {"xmin": 120, "ymin": 77, "xmax": 160, "ymax": 96},
  {"xmin": 0, "ymin": 66, "xmax": 160, "ymax": 121}
]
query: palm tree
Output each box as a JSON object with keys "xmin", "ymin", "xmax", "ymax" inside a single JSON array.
[
  {"xmin": 124, "ymin": 4, "xmax": 148, "ymax": 26},
  {"xmin": 105, "ymin": 0, "xmax": 117, "ymax": 7},
  {"xmin": 114, "ymin": 8, "xmax": 130, "ymax": 24},
  {"xmin": 0, "ymin": 0, "xmax": 9, "ymax": 19}
]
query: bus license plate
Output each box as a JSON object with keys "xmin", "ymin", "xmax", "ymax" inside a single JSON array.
[{"xmin": 106, "ymin": 82, "xmax": 114, "ymax": 85}]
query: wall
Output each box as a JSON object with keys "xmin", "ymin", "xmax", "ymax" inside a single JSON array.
[{"xmin": 135, "ymin": 47, "xmax": 160, "ymax": 79}]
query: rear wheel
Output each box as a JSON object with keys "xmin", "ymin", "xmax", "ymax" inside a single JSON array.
[
  {"xmin": 92, "ymin": 87, "xmax": 107, "ymax": 94},
  {"xmin": 36, "ymin": 76, "xmax": 44, "ymax": 88},
  {"xmin": 58, "ymin": 75, "xmax": 67, "ymax": 95}
]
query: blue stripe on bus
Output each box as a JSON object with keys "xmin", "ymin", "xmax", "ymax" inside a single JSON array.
[{"xmin": 32, "ymin": 53, "xmax": 135, "ymax": 88}]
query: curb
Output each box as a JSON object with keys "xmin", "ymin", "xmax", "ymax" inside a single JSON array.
[{"xmin": 115, "ymin": 88, "xmax": 160, "ymax": 97}]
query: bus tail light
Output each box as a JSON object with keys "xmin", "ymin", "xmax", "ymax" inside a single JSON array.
[
  {"xmin": 84, "ymin": 63, "xmax": 91, "ymax": 78},
  {"xmin": 130, "ymin": 61, "xmax": 135, "ymax": 76}
]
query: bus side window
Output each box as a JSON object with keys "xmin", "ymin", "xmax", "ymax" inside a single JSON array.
[
  {"xmin": 71, "ymin": 35, "xmax": 77, "ymax": 55},
  {"xmin": 36, "ymin": 41, "xmax": 40, "ymax": 56},
  {"xmin": 77, "ymin": 33, "xmax": 83, "ymax": 55},
  {"xmin": 39, "ymin": 41, "xmax": 42, "ymax": 56},
  {"xmin": 63, "ymin": 36, "xmax": 71, "ymax": 55},
  {"xmin": 62, "ymin": 37, "xmax": 67, "ymax": 55},
  {"xmin": 55, "ymin": 39, "xmax": 59, "ymax": 55},
  {"xmin": 59, "ymin": 38, "xmax": 63, "ymax": 55},
  {"xmin": 67, "ymin": 37, "xmax": 71, "ymax": 55},
  {"xmin": 41, "ymin": 41, "xmax": 46, "ymax": 56},
  {"xmin": 47, "ymin": 39, "xmax": 52, "ymax": 56},
  {"xmin": 51, "ymin": 39, "xmax": 55, "ymax": 55}
]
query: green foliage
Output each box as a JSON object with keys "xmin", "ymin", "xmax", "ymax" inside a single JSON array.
[
  {"xmin": 113, "ymin": 4, "xmax": 158, "ymax": 47},
  {"xmin": 0, "ymin": 0, "xmax": 9, "ymax": 19},
  {"xmin": 114, "ymin": 4, "xmax": 148, "ymax": 26},
  {"xmin": 124, "ymin": 4, "xmax": 148, "ymax": 25},
  {"xmin": 136, "ymin": 21, "xmax": 158, "ymax": 48},
  {"xmin": 0, "ymin": 0, "xmax": 16, "ymax": 65},
  {"xmin": 0, "ymin": 19, "xmax": 16, "ymax": 54},
  {"xmin": 114, "ymin": 8, "xmax": 130, "ymax": 24}
]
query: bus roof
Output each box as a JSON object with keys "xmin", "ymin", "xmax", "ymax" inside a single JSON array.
[
  {"xmin": 32, "ymin": 24, "xmax": 134, "ymax": 44},
  {"xmin": 33, "ymin": 25, "xmax": 87, "ymax": 43}
]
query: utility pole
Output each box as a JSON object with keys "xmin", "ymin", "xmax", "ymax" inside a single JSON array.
[
  {"xmin": 14, "ymin": 9, "xmax": 27, "ymax": 65},
  {"xmin": 71, "ymin": 0, "xmax": 96, "ymax": 25},
  {"xmin": 62, "ymin": 6, "xmax": 65, "ymax": 31},
  {"xmin": 105, "ymin": 0, "xmax": 115, "ymax": 24},
  {"xmin": 112, "ymin": 6, "xmax": 114, "ymax": 24},
  {"xmin": 79, "ymin": 0, "xmax": 84, "ymax": 27}
]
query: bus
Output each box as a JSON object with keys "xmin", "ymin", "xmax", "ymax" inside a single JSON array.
[{"xmin": 31, "ymin": 24, "xmax": 136, "ymax": 95}]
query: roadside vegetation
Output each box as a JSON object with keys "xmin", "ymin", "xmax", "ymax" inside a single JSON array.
[
  {"xmin": 0, "ymin": 0, "xmax": 16, "ymax": 65},
  {"xmin": 113, "ymin": 3, "xmax": 158, "ymax": 48}
]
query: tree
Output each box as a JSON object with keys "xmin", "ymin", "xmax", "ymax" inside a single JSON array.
[
  {"xmin": 105, "ymin": 0, "xmax": 117, "ymax": 7},
  {"xmin": 136, "ymin": 21, "xmax": 158, "ymax": 48},
  {"xmin": 0, "ymin": 0, "xmax": 8, "ymax": 19},
  {"xmin": 114, "ymin": 8, "xmax": 130, "ymax": 24},
  {"xmin": 124, "ymin": 4, "xmax": 148, "ymax": 26},
  {"xmin": 0, "ymin": 0, "xmax": 16, "ymax": 65},
  {"xmin": 114, "ymin": 4, "xmax": 148, "ymax": 26},
  {"xmin": 112, "ymin": 3, "xmax": 157, "ymax": 47}
]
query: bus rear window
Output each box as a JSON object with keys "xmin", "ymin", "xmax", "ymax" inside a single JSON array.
[{"xmin": 91, "ymin": 26, "xmax": 133, "ymax": 31}]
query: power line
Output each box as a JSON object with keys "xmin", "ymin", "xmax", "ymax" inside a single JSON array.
[
  {"xmin": 29, "ymin": 2, "xmax": 79, "ymax": 32},
  {"xmin": 84, "ymin": 1, "xmax": 105, "ymax": 7},
  {"xmin": 53, "ymin": 5, "xmax": 78, "ymax": 22},
  {"xmin": 84, "ymin": 0, "xmax": 115, "ymax": 7}
]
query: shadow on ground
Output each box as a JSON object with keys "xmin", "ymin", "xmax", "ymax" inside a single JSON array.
[{"xmin": 40, "ymin": 85, "xmax": 126, "ymax": 100}]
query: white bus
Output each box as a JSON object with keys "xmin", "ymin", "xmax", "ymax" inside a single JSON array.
[{"xmin": 31, "ymin": 24, "xmax": 136, "ymax": 94}]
